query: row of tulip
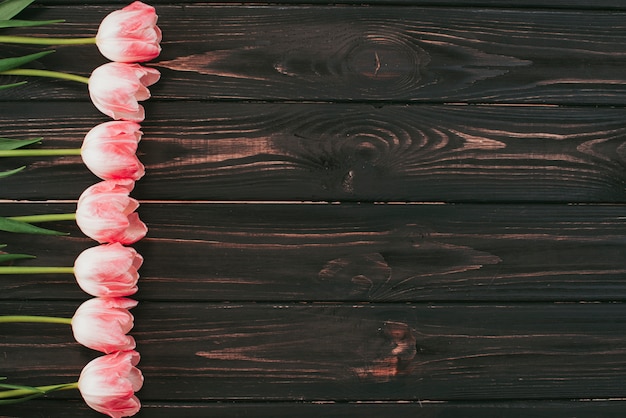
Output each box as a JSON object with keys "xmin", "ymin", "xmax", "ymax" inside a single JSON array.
[{"xmin": 0, "ymin": 2, "xmax": 161, "ymax": 417}]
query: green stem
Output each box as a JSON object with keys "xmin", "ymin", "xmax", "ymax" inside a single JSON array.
[
  {"xmin": 0, "ymin": 266, "xmax": 74, "ymax": 274},
  {"xmin": 0, "ymin": 381, "xmax": 78, "ymax": 400},
  {"xmin": 0, "ymin": 315, "xmax": 72, "ymax": 325},
  {"xmin": 8, "ymin": 213, "xmax": 76, "ymax": 223},
  {"xmin": 0, "ymin": 69, "xmax": 89, "ymax": 84},
  {"xmin": 0, "ymin": 35, "xmax": 96, "ymax": 45},
  {"xmin": 0, "ymin": 149, "xmax": 81, "ymax": 157}
]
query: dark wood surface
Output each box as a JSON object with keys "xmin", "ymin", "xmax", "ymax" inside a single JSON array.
[
  {"xmin": 1, "ymin": 1, "xmax": 626, "ymax": 417},
  {"xmin": 4, "ymin": 5, "xmax": 626, "ymax": 104},
  {"xmin": 2, "ymin": 103, "xmax": 626, "ymax": 202}
]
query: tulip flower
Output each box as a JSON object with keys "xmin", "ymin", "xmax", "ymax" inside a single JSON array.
[
  {"xmin": 72, "ymin": 298, "xmax": 138, "ymax": 354},
  {"xmin": 0, "ymin": 121, "xmax": 145, "ymax": 181},
  {"xmin": 74, "ymin": 243, "xmax": 143, "ymax": 297},
  {"xmin": 0, "ymin": 243, "xmax": 143, "ymax": 298},
  {"xmin": 81, "ymin": 121, "xmax": 145, "ymax": 181},
  {"xmin": 0, "ymin": 297, "xmax": 137, "ymax": 354},
  {"xmin": 96, "ymin": 1, "xmax": 162, "ymax": 63},
  {"xmin": 0, "ymin": 243, "xmax": 142, "ymax": 296},
  {"xmin": 0, "ymin": 350, "xmax": 143, "ymax": 417},
  {"xmin": 79, "ymin": 350, "xmax": 144, "ymax": 418},
  {"xmin": 0, "ymin": 1, "xmax": 161, "ymax": 63},
  {"xmin": 88, "ymin": 62, "xmax": 160, "ymax": 122},
  {"xmin": 76, "ymin": 179, "xmax": 147, "ymax": 245},
  {"xmin": 0, "ymin": 62, "xmax": 160, "ymax": 122}
]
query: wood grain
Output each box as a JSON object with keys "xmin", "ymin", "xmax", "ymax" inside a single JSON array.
[
  {"xmin": 0, "ymin": 202, "xmax": 624, "ymax": 302},
  {"xmin": 1, "ymin": 6, "xmax": 626, "ymax": 104},
  {"xmin": 33, "ymin": 0, "xmax": 626, "ymax": 9},
  {"xmin": 3, "ymin": 301, "xmax": 626, "ymax": 401},
  {"xmin": 3, "ymin": 400, "xmax": 626, "ymax": 418},
  {"xmin": 1, "ymin": 0, "xmax": 625, "ymax": 416},
  {"xmin": 1, "ymin": 102, "xmax": 626, "ymax": 202}
]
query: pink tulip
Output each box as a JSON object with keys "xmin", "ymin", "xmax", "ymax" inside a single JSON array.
[
  {"xmin": 76, "ymin": 179, "xmax": 147, "ymax": 245},
  {"xmin": 78, "ymin": 350, "xmax": 143, "ymax": 418},
  {"xmin": 71, "ymin": 297, "xmax": 137, "ymax": 354},
  {"xmin": 74, "ymin": 243, "xmax": 143, "ymax": 297},
  {"xmin": 96, "ymin": 1, "xmax": 162, "ymax": 63},
  {"xmin": 88, "ymin": 62, "xmax": 160, "ymax": 122},
  {"xmin": 81, "ymin": 121, "xmax": 145, "ymax": 181}
]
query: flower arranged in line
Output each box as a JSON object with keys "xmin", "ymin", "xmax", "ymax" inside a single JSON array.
[
  {"xmin": 95, "ymin": 1, "xmax": 162, "ymax": 63},
  {"xmin": 0, "ymin": 1, "xmax": 161, "ymax": 64},
  {"xmin": 0, "ymin": 297, "xmax": 137, "ymax": 354},
  {"xmin": 88, "ymin": 62, "xmax": 160, "ymax": 122},
  {"xmin": 1, "ymin": 120, "xmax": 145, "ymax": 181},
  {"xmin": 78, "ymin": 350, "xmax": 144, "ymax": 418},
  {"xmin": 0, "ymin": 2, "xmax": 157, "ymax": 416},
  {"xmin": 1, "ymin": 0, "xmax": 162, "ymax": 120},
  {"xmin": 76, "ymin": 179, "xmax": 147, "ymax": 245},
  {"xmin": 72, "ymin": 297, "xmax": 137, "ymax": 354},
  {"xmin": 0, "ymin": 62, "xmax": 160, "ymax": 122},
  {"xmin": 74, "ymin": 243, "xmax": 143, "ymax": 297},
  {"xmin": 0, "ymin": 350, "xmax": 143, "ymax": 418},
  {"xmin": 0, "ymin": 242, "xmax": 143, "ymax": 299},
  {"xmin": 81, "ymin": 121, "xmax": 145, "ymax": 181}
]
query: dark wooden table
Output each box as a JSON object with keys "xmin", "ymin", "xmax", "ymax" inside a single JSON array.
[{"xmin": 2, "ymin": 0, "xmax": 626, "ymax": 416}]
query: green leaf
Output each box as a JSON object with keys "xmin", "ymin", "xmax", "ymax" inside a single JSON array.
[
  {"xmin": 0, "ymin": 80, "xmax": 24, "ymax": 89},
  {"xmin": 0, "ymin": 166, "xmax": 25, "ymax": 178},
  {"xmin": 0, "ymin": 0, "xmax": 34, "ymax": 20},
  {"xmin": 0, "ymin": 81, "xmax": 26, "ymax": 90},
  {"xmin": 0, "ymin": 217, "xmax": 66, "ymax": 235},
  {"xmin": 0, "ymin": 19, "xmax": 64, "ymax": 28},
  {"xmin": 0, "ymin": 137, "xmax": 41, "ymax": 150},
  {"xmin": 0, "ymin": 253, "xmax": 35, "ymax": 263},
  {"xmin": 0, "ymin": 50, "xmax": 54, "ymax": 72}
]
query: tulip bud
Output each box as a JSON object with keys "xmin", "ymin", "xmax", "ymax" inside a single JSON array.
[
  {"xmin": 78, "ymin": 350, "xmax": 143, "ymax": 417},
  {"xmin": 71, "ymin": 297, "xmax": 137, "ymax": 354},
  {"xmin": 74, "ymin": 243, "xmax": 143, "ymax": 297},
  {"xmin": 76, "ymin": 179, "xmax": 147, "ymax": 245},
  {"xmin": 96, "ymin": 1, "xmax": 162, "ymax": 63},
  {"xmin": 81, "ymin": 121, "xmax": 145, "ymax": 181},
  {"xmin": 88, "ymin": 62, "xmax": 160, "ymax": 122}
]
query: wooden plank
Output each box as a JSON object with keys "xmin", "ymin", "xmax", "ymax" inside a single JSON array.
[
  {"xmin": 1, "ymin": 6, "xmax": 626, "ymax": 104},
  {"xmin": 3, "ymin": 301, "xmax": 626, "ymax": 401},
  {"xmin": 2, "ymin": 400, "xmax": 626, "ymax": 418},
  {"xmin": 1, "ymin": 103, "xmax": 626, "ymax": 202},
  {"xmin": 33, "ymin": 1, "xmax": 626, "ymax": 10},
  {"xmin": 0, "ymin": 202, "xmax": 624, "ymax": 302}
]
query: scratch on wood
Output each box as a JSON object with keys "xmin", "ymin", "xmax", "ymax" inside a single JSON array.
[{"xmin": 374, "ymin": 51, "xmax": 381, "ymax": 76}]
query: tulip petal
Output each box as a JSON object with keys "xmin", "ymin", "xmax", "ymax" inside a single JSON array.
[
  {"xmin": 74, "ymin": 243, "xmax": 142, "ymax": 297},
  {"xmin": 81, "ymin": 121, "xmax": 144, "ymax": 181},
  {"xmin": 76, "ymin": 180, "xmax": 147, "ymax": 245},
  {"xmin": 78, "ymin": 350, "xmax": 143, "ymax": 418},
  {"xmin": 95, "ymin": 1, "xmax": 161, "ymax": 63},
  {"xmin": 88, "ymin": 63, "xmax": 160, "ymax": 122}
]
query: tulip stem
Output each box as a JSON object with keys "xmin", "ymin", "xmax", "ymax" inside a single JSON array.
[
  {"xmin": 8, "ymin": 213, "xmax": 77, "ymax": 223},
  {"xmin": 0, "ymin": 149, "xmax": 81, "ymax": 157},
  {"xmin": 0, "ymin": 266, "xmax": 74, "ymax": 274},
  {"xmin": 0, "ymin": 315, "xmax": 72, "ymax": 325},
  {"xmin": 0, "ymin": 381, "xmax": 78, "ymax": 403},
  {"xmin": 0, "ymin": 69, "xmax": 89, "ymax": 84},
  {"xmin": 0, "ymin": 36, "xmax": 96, "ymax": 45}
]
